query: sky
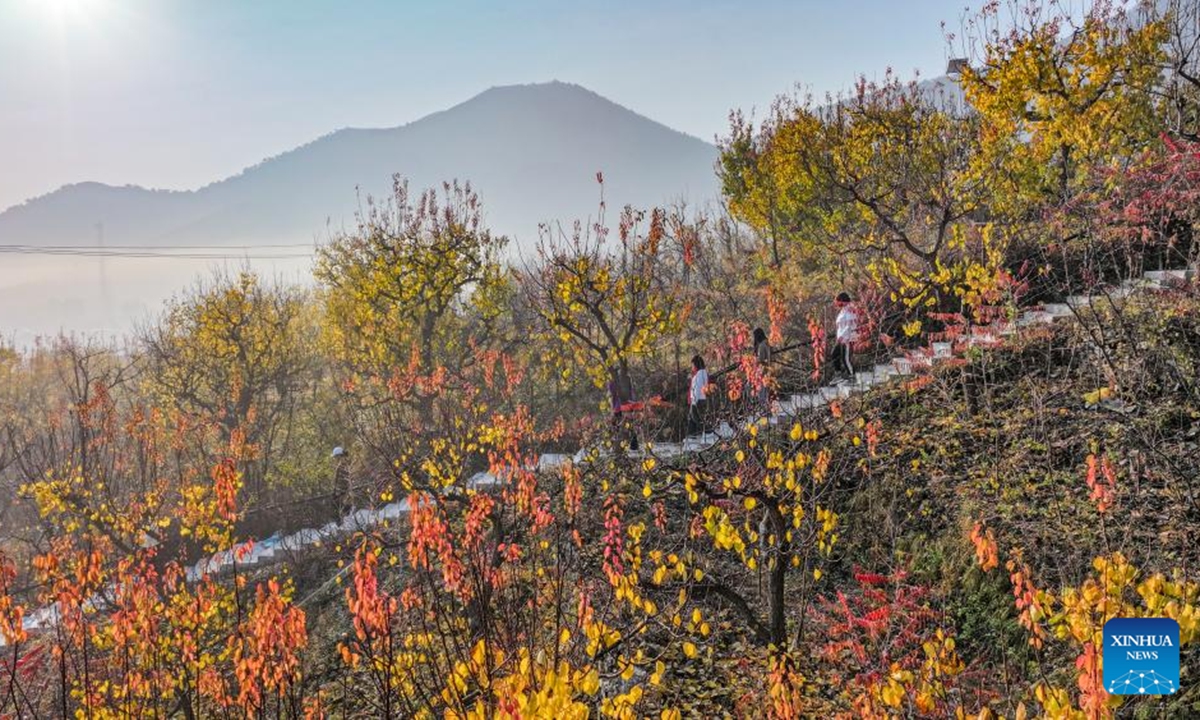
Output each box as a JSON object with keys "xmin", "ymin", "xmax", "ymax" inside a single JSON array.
[{"xmin": 0, "ymin": 0, "xmax": 975, "ymax": 213}]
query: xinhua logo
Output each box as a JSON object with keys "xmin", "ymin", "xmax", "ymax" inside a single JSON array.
[{"xmin": 1102, "ymin": 618, "xmax": 1180, "ymax": 695}]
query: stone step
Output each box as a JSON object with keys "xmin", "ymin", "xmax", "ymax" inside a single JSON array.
[
  {"xmin": 872, "ymin": 363, "xmax": 897, "ymax": 380},
  {"xmin": 819, "ymin": 384, "xmax": 852, "ymax": 401},
  {"xmin": 683, "ymin": 433, "xmax": 718, "ymax": 452},
  {"xmin": 854, "ymin": 371, "xmax": 879, "ymax": 388},
  {"xmin": 379, "ymin": 500, "xmax": 410, "ymax": 519},
  {"xmin": 537, "ymin": 453, "xmax": 570, "ymax": 471},
  {"xmin": 467, "ymin": 471, "xmax": 500, "ymax": 490},
  {"xmin": 243, "ymin": 544, "xmax": 276, "ymax": 566},
  {"xmin": 1145, "ymin": 269, "xmax": 1191, "ymax": 283},
  {"xmin": 685, "ymin": 437, "xmax": 716, "ymax": 451},
  {"xmin": 281, "ymin": 528, "xmax": 320, "ymax": 551},
  {"xmin": 652, "ymin": 442, "xmax": 684, "ymax": 458},
  {"xmin": 1017, "ymin": 310, "xmax": 1054, "ymax": 326},
  {"xmin": 1122, "ymin": 276, "xmax": 1155, "ymax": 290},
  {"xmin": 791, "ymin": 393, "xmax": 826, "ymax": 410}
]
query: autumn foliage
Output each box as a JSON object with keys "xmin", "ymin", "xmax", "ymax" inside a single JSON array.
[{"xmin": 2, "ymin": 1, "xmax": 1200, "ymax": 717}]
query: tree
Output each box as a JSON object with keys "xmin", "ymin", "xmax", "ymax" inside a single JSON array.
[
  {"xmin": 519, "ymin": 189, "xmax": 682, "ymax": 389},
  {"xmin": 336, "ymin": 365, "xmax": 659, "ymax": 718},
  {"xmin": 1160, "ymin": 0, "xmax": 1200, "ymax": 142},
  {"xmin": 315, "ymin": 177, "xmax": 508, "ymax": 377},
  {"xmin": 958, "ymin": 0, "xmax": 1168, "ymax": 220},
  {"xmin": 720, "ymin": 73, "xmax": 1004, "ymax": 316},
  {"xmin": 0, "ymin": 338, "xmax": 315, "ymax": 718},
  {"xmin": 140, "ymin": 270, "xmax": 322, "ymax": 498},
  {"xmin": 315, "ymin": 178, "xmax": 512, "ymax": 487}
]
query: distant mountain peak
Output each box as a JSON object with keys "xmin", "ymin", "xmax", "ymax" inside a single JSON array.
[
  {"xmin": 443, "ymin": 80, "xmax": 710, "ymax": 144},
  {"xmin": 0, "ymin": 82, "xmax": 717, "ymax": 245},
  {"xmin": 478, "ymin": 79, "xmax": 595, "ymax": 96},
  {"xmin": 0, "ymin": 81, "xmax": 720, "ymax": 337}
]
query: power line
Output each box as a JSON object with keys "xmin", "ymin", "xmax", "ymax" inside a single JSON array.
[
  {"xmin": 0, "ymin": 243, "xmax": 317, "ymax": 260},
  {"xmin": 3, "ymin": 242, "xmax": 317, "ymax": 250}
]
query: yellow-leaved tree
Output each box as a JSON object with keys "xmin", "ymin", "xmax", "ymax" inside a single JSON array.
[
  {"xmin": 140, "ymin": 269, "xmax": 323, "ymax": 497},
  {"xmin": 720, "ymin": 73, "xmax": 1006, "ymax": 320},
  {"xmin": 314, "ymin": 177, "xmax": 513, "ymax": 493},
  {"xmin": 315, "ymin": 177, "xmax": 509, "ymax": 377},
  {"xmin": 958, "ymin": 0, "xmax": 1167, "ymax": 221},
  {"xmin": 519, "ymin": 194, "xmax": 681, "ymax": 390}
]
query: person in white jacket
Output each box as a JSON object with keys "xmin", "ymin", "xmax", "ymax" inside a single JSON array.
[
  {"xmin": 834, "ymin": 292, "xmax": 859, "ymax": 382},
  {"xmin": 687, "ymin": 354, "xmax": 709, "ymax": 437}
]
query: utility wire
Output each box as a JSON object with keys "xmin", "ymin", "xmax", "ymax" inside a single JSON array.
[
  {"xmin": 2, "ymin": 243, "xmax": 316, "ymax": 250},
  {"xmin": 0, "ymin": 242, "xmax": 316, "ymax": 260}
]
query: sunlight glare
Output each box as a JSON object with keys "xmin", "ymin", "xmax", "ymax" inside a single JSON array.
[{"xmin": 38, "ymin": 0, "xmax": 104, "ymax": 23}]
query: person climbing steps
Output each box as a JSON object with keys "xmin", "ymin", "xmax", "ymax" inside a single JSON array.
[
  {"xmin": 687, "ymin": 354, "xmax": 709, "ymax": 438},
  {"xmin": 833, "ymin": 292, "xmax": 859, "ymax": 384}
]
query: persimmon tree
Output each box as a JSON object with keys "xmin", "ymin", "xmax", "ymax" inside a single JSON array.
[
  {"xmin": 140, "ymin": 270, "xmax": 323, "ymax": 497},
  {"xmin": 651, "ymin": 415, "xmax": 855, "ymax": 649},
  {"xmin": 519, "ymin": 189, "xmax": 682, "ymax": 389},
  {"xmin": 958, "ymin": 0, "xmax": 1167, "ymax": 221},
  {"xmin": 335, "ymin": 359, "xmax": 682, "ymax": 719},
  {"xmin": 315, "ymin": 177, "xmax": 508, "ymax": 376},
  {"xmin": 1063, "ymin": 133, "xmax": 1200, "ymax": 283},
  {"xmin": 315, "ymin": 178, "xmax": 513, "ymax": 487},
  {"xmin": 967, "ymin": 521, "xmax": 1200, "ymax": 720},
  {"xmin": 809, "ymin": 570, "xmax": 985, "ymax": 718},
  {"xmin": 720, "ymin": 74, "xmax": 1005, "ymax": 320},
  {"xmin": 1160, "ymin": 0, "xmax": 1200, "ymax": 142}
]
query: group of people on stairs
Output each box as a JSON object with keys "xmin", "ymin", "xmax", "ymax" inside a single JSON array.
[{"xmin": 607, "ymin": 292, "xmax": 861, "ymax": 451}]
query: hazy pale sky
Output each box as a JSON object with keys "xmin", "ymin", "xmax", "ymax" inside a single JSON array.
[{"xmin": 0, "ymin": 0, "xmax": 973, "ymax": 212}]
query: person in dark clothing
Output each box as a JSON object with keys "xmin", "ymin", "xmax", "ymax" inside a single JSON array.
[
  {"xmin": 753, "ymin": 327, "xmax": 771, "ymax": 409},
  {"xmin": 687, "ymin": 354, "xmax": 709, "ymax": 437},
  {"xmin": 607, "ymin": 364, "xmax": 640, "ymax": 451}
]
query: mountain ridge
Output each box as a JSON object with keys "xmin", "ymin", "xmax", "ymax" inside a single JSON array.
[
  {"xmin": 0, "ymin": 81, "xmax": 719, "ymax": 249},
  {"xmin": 0, "ymin": 81, "xmax": 721, "ymax": 341}
]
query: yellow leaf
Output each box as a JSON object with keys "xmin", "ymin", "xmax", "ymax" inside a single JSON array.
[
  {"xmin": 621, "ymin": 662, "xmax": 635, "ymax": 681},
  {"xmin": 579, "ymin": 669, "xmax": 600, "ymax": 695}
]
